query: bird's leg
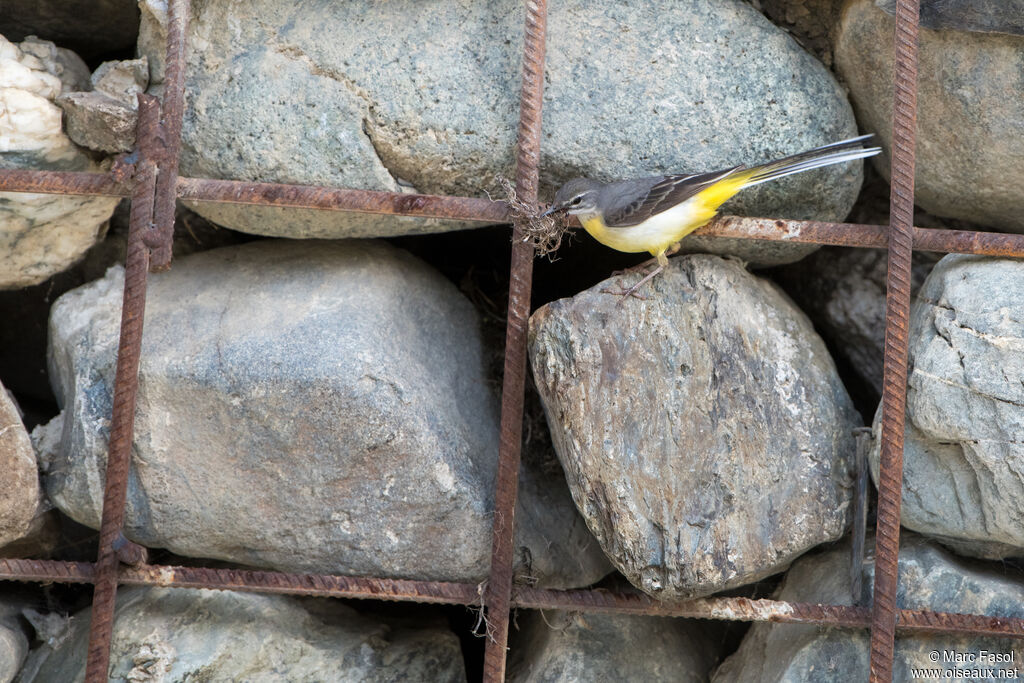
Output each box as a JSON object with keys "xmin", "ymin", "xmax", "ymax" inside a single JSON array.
[
  {"xmin": 610, "ymin": 244, "xmax": 681, "ymax": 277},
  {"xmin": 610, "ymin": 256, "xmax": 658, "ymax": 277},
  {"xmin": 601, "ymin": 249, "xmax": 671, "ymax": 300}
]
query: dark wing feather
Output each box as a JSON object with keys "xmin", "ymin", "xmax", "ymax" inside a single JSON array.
[{"xmin": 603, "ymin": 166, "xmax": 742, "ymax": 228}]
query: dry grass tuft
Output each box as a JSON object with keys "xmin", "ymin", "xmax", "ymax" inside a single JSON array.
[{"xmin": 497, "ymin": 177, "xmax": 574, "ymax": 259}]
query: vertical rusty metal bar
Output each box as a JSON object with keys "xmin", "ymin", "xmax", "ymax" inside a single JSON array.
[
  {"xmin": 83, "ymin": 95, "xmax": 161, "ymax": 683},
  {"xmin": 148, "ymin": 0, "xmax": 191, "ymax": 271},
  {"xmin": 483, "ymin": 0, "xmax": 547, "ymax": 679},
  {"xmin": 869, "ymin": 0, "xmax": 919, "ymax": 680}
]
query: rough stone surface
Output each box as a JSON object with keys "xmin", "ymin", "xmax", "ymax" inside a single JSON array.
[
  {"xmin": 875, "ymin": 0, "xmax": 1024, "ymax": 35},
  {"xmin": 0, "ymin": 593, "xmax": 29, "ymax": 683},
  {"xmin": 0, "ymin": 34, "xmax": 119, "ymax": 289},
  {"xmin": 508, "ymin": 608, "xmax": 719, "ymax": 682},
  {"xmin": 0, "ymin": 1, "xmax": 138, "ymax": 62},
  {"xmin": 836, "ymin": 0, "xmax": 1024, "ymax": 233},
  {"xmin": 0, "ymin": 385, "xmax": 44, "ymax": 550},
  {"xmin": 529, "ymin": 255, "xmax": 860, "ymax": 600},
  {"xmin": 869, "ymin": 255, "xmax": 1024, "ymax": 560},
  {"xmin": 0, "ymin": 204, "xmax": 246, "ymax": 407},
  {"xmin": 56, "ymin": 91, "xmax": 136, "ymax": 153},
  {"xmin": 772, "ymin": 246, "xmax": 939, "ymax": 403},
  {"xmin": 0, "ymin": 627, "xmax": 24, "ymax": 683},
  {"xmin": 57, "ymin": 57, "xmax": 148, "ymax": 153},
  {"xmin": 90, "ymin": 57, "xmax": 148, "ymax": 105},
  {"xmin": 138, "ymin": 0, "xmax": 863, "ymax": 257},
  {"xmin": 41, "ymin": 240, "xmax": 609, "ymax": 587},
  {"xmin": 13, "ymin": 37, "xmax": 89, "ymax": 92},
  {"xmin": 758, "ymin": 0, "xmax": 843, "ymax": 64},
  {"xmin": 713, "ymin": 534, "xmax": 1024, "ymax": 681},
  {"xmin": 19, "ymin": 587, "xmax": 465, "ymax": 682}
]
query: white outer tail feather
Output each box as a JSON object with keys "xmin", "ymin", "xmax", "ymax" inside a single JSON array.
[{"xmin": 743, "ymin": 139, "xmax": 882, "ymax": 187}]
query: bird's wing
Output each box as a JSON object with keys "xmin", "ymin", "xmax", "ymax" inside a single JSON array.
[{"xmin": 602, "ymin": 166, "xmax": 743, "ymax": 228}]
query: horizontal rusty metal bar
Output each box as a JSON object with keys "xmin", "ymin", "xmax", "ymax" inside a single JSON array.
[
  {"xmin": 119, "ymin": 565, "xmax": 481, "ymax": 605},
  {"xmin": 700, "ymin": 216, "xmax": 1024, "ymax": 257},
  {"xmin": 0, "ymin": 558, "xmax": 479, "ymax": 604},
  {"xmin": 514, "ymin": 588, "xmax": 1024, "ymax": 640},
  {"xmin": 2, "ymin": 559, "xmax": 1023, "ymax": 639},
  {"xmin": 0, "ymin": 169, "xmax": 129, "ymax": 197},
  {"xmin": 0, "ymin": 558, "xmax": 97, "ymax": 584},
  {"xmin": 175, "ymin": 177, "xmax": 511, "ymax": 222},
  {"xmin": 514, "ymin": 587, "xmax": 870, "ymax": 625},
  {"xmin": 3, "ymin": 169, "xmax": 1024, "ymax": 256},
  {"xmin": 0, "ymin": 170, "xmax": 507, "ymax": 222}
]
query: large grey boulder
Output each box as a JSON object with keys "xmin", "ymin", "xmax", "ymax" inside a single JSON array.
[
  {"xmin": 713, "ymin": 534, "xmax": 1024, "ymax": 682},
  {"xmin": 0, "ymin": 384, "xmax": 45, "ymax": 552},
  {"xmin": 835, "ymin": 0, "xmax": 1024, "ymax": 233},
  {"xmin": 40, "ymin": 240, "xmax": 609, "ymax": 587},
  {"xmin": 507, "ymin": 608, "xmax": 719, "ymax": 682},
  {"xmin": 0, "ymin": 35, "xmax": 119, "ymax": 289},
  {"xmin": 529, "ymin": 255, "xmax": 860, "ymax": 600},
  {"xmin": 19, "ymin": 587, "xmax": 465, "ymax": 682},
  {"xmin": 869, "ymin": 255, "xmax": 1024, "ymax": 560},
  {"xmin": 138, "ymin": 0, "xmax": 863, "ymax": 263}
]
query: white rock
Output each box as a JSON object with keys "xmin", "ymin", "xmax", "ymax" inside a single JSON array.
[{"xmin": 0, "ymin": 34, "xmax": 118, "ymax": 289}]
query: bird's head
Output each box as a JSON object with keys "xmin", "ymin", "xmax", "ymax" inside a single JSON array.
[{"xmin": 541, "ymin": 178, "xmax": 602, "ymax": 217}]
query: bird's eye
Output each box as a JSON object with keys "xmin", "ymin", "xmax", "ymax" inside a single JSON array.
[{"xmin": 570, "ymin": 196, "xmax": 583, "ymax": 206}]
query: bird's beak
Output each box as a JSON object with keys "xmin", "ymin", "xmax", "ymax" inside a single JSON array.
[{"xmin": 540, "ymin": 205, "xmax": 562, "ymax": 218}]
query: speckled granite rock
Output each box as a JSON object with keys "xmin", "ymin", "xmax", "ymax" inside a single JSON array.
[
  {"xmin": 836, "ymin": 0, "xmax": 1024, "ymax": 233},
  {"xmin": 138, "ymin": 0, "xmax": 862, "ymax": 264},
  {"xmin": 529, "ymin": 255, "xmax": 860, "ymax": 600},
  {"xmin": 40, "ymin": 240, "xmax": 609, "ymax": 588}
]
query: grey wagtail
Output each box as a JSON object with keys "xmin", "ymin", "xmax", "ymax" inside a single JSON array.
[{"xmin": 542, "ymin": 134, "xmax": 881, "ymax": 296}]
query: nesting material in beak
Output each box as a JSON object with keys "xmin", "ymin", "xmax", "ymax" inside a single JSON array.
[{"xmin": 498, "ymin": 177, "xmax": 574, "ymax": 258}]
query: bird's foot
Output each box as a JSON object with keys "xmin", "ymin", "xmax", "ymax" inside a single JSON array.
[
  {"xmin": 601, "ymin": 263, "xmax": 665, "ymax": 303},
  {"xmin": 599, "ymin": 284, "xmax": 650, "ymax": 301}
]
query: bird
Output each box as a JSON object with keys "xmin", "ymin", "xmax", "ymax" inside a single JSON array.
[{"xmin": 541, "ymin": 135, "xmax": 881, "ymax": 297}]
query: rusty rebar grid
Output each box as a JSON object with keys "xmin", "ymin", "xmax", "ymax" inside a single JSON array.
[
  {"xmin": 0, "ymin": 0, "xmax": 1021, "ymax": 679},
  {"xmin": 482, "ymin": 0, "xmax": 547, "ymax": 680},
  {"xmin": 869, "ymin": 0, "xmax": 920, "ymax": 680}
]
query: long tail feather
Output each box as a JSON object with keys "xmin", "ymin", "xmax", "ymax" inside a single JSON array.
[{"xmin": 743, "ymin": 135, "xmax": 881, "ymax": 187}]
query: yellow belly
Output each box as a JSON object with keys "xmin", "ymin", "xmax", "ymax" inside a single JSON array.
[
  {"xmin": 579, "ymin": 173, "xmax": 751, "ymax": 257},
  {"xmin": 579, "ymin": 200, "xmax": 718, "ymax": 257}
]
